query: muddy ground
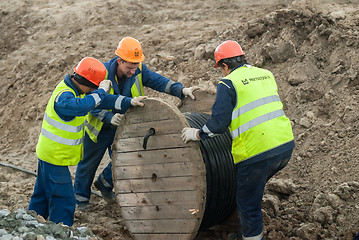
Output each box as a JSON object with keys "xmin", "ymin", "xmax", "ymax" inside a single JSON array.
[{"xmin": 1, "ymin": 0, "xmax": 359, "ymax": 239}]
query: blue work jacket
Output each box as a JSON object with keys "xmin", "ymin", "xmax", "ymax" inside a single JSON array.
[
  {"xmin": 55, "ymin": 75, "xmax": 118, "ymax": 121},
  {"xmin": 93, "ymin": 57, "xmax": 185, "ymax": 129},
  {"xmin": 199, "ymin": 65, "xmax": 295, "ymax": 166}
]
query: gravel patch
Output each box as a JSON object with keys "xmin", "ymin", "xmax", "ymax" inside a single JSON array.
[{"xmin": 0, "ymin": 208, "xmax": 102, "ymax": 240}]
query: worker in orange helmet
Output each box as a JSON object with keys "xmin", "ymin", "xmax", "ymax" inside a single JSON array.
[
  {"xmin": 74, "ymin": 37, "xmax": 199, "ymax": 210},
  {"xmin": 181, "ymin": 40, "xmax": 295, "ymax": 240},
  {"xmin": 28, "ymin": 57, "xmax": 138, "ymax": 226}
]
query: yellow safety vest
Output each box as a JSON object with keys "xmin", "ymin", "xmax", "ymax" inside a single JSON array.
[
  {"xmin": 131, "ymin": 62, "xmax": 144, "ymax": 97},
  {"xmin": 227, "ymin": 65, "xmax": 294, "ymax": 164},
  {"xmin": 36, "ymin": 80, "xmax": 86, "ymax": 166},
  {"xmin": 85, "ymin": 63, "xmax": 143, "ymax": 142}
]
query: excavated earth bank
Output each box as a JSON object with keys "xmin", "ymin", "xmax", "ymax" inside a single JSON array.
[{"xmin": 1, "ymin": 0, "xmax": 359, "ymax": 239}]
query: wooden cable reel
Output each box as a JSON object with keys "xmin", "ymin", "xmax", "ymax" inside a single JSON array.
[{"xmin": 112, "ymin": 96, "xmax": 208, "ymax": 240}]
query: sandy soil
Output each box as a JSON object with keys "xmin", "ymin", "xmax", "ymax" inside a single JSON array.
[{"xmin": 1, "ymin": 0, "xmax": 359, "ymax": 239}]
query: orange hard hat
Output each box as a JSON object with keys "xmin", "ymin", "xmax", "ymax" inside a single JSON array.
[
  {"xmin": 214, "ymin": 40, "xmax": 245, "ymax": 68},
  {"xmin": 74, "ymin": 57, "xmax": 108, "ymax": 86},
  {"xmin": 115, "ymin": 37, "xmax": 145, "ymax": 63}
]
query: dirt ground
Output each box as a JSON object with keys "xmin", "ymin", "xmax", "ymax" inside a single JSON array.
[{"xmin": 1, "ymin": 0, "xmax": 359, "ymax": 239}]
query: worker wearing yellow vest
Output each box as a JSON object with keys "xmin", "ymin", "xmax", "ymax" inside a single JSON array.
[
  {"xmin": 28, "ymin": 57, "xmax": 132, "ymax": 226},
  {"xmin": 182, "ymin": 40, "xmax": 295, "ymax": 240},
  {"xmin": 74, "ymin": 37, "xmax": 199, "ymax": 210}
]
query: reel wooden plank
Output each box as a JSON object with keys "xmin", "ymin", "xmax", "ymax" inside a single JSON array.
[
  {"xmin": 113, "ymin": 133, "xmax": 187, "ymax": 152},
  {"xmin": 112, "ymin": 148, "xmax": 202, "ymax": 166},
  {"xmin": 115, "ymin": 176, "xmax": 199, "ymax": 192},
  {"xmin": 118, "ymin": 191, "xmax": 198, "ymax": 207},
  {"xmin": 178, "ymin": 90, "xmax": 216, "ymax": 114},
  {"xmin": 114, "ymin": 162, "xmax": 195, "ymax": 179},
  {"xmin": 112, "ymin": 98, "xmax": 206, "ymax": 240}
]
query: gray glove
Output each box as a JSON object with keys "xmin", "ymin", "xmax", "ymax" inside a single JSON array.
[
  {"xmin": 182, "ymin": 86, "xmax": 200, "ymax": 100},
  {"xmin": 130, "ymin": 96, "xmax": 147, "ymax": 107},
  {"xmin": 181, "ymin": 127, "xmax": 199, "ymax": 143},
  {"xmin": 99, "ymin": 80, "xmax": 112, "ymax": 93},
  {"xmin": 110, "ymin": 113, "xmax": 123, "ymax": 126}
]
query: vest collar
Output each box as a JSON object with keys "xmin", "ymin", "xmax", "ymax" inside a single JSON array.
[{"xmin": 230, "ymin": 63, "xmax": 251, "ymax": 73}]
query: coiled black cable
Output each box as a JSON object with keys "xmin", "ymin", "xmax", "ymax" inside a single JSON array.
[{"xmin": 183, "ymin": 112, "xmax": 237, "ymax": 229}]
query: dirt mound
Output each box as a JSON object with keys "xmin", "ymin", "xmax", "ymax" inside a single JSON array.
[{"xmin": 1, "ymin": 0, "xmax": 359, "ymax": 239}]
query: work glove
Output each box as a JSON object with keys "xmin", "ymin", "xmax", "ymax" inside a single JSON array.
[
  {"xmin": 181, "ymin": 127, "xmax": 199, "ymax": 143},
  {"xmin": 182, "ymin": 86, "xmax": 200, "ymax": 100},
  {"xmin": 130, "ymin": 96, "xmax": 147, "ymax": 107},
  {"xmin": 99, "ymin": 80, "xmax": 112, "ymax": 93},
  {"xmin": 110, "ymin": 113, "xmax": 123, "ymax": 126}
]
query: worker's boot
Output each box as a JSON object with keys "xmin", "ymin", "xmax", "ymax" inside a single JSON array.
[
  {"xmin": 94, "ymin": 179, "xmax": 116, "ymax": 204},
  {"xmin": 227, "ymin": 232, "xmax": 241, "ymax": 240},
  {"xmin": 76, "ymin": 201, "xmax": 91, "ymax": 211}
]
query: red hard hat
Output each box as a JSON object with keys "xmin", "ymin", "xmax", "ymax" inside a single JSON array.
[
  {"xmin": 214, "ymin": 40, "xmax": 244, "ymax": 68},
  {"xmin": 74, "ymin": 57, "xmax": 108, "ymax": 86},
  {"xmin": 115, "ymin": 37, "xmax": 145, "ymax": 63}
]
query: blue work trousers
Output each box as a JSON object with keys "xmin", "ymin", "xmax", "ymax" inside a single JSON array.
[
  {"xmin": 28, "ymin": 159, "xmax": 76, "ymax": 226},
  {"xmin": 74, "ymin": 128, "xmax": 115, "ymax": 203},
  {"xmin": 236, "ymin": 149, "xmax": 293, "ymax": 239}
]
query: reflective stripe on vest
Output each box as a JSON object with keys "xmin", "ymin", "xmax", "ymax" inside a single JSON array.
[
  {"xmin": 228, "ymin": 65, "xmax": 294, "ymax": 164},
  {"xmin": 36, "ymin": 80, "xmax": 85, "ymax": 166},
  {"xmin": 230, "ymin": 96, "xmax": 283, "ymax": 139},
  {"xmin": 84, "ymin": 87, "xmax": 117, "ymax": 143},
  {"xmin": 85, "ymin": 63, "xmax": 143, "ymax": 143},
  {"xmin": 41, "ymin": 128, "xmax": 83, "ymax": 146},
  {"xmin": 44, "ymin": 112, "xmax": 83, "ymax": 133},
  {"xmin": 84, "ymin": 112, "xmax": 103, "ymax": 143}
]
